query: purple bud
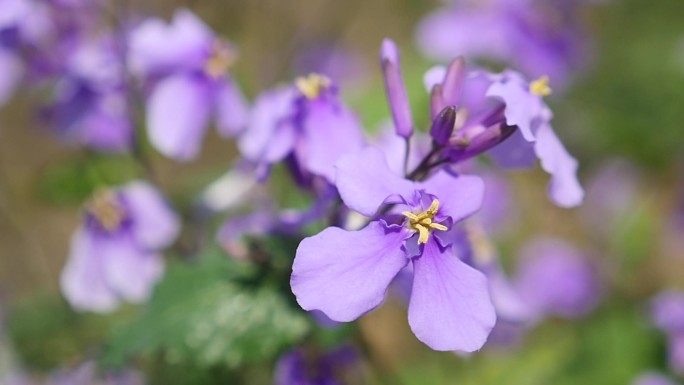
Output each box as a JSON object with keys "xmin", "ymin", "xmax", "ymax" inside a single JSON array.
[
  {"xmin": 380, "ymin": 38, "xmax": 413, "ymax": 138},
  {"xmin": 430, "ymin": 105, "xmax": 456, "ymax": 146},
  {"xmin": 429, "ymin": 83, "xmax": 445, "ymax": 119},
  {"xmin": 441, "ymin": 57, "xmax": 466, "ymax": 107}
]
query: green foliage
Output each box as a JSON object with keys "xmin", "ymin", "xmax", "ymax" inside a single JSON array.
[
  {"xmin": 103, "ymin": 248, "xmax": 310, "ymax": 370},
  {"xmin": 7, "ymin": 293, "xmax": 119, "ymax": 371},
  {"xmin": 38, "ymin": 154, "xmax": 140, "ymax": 205}
]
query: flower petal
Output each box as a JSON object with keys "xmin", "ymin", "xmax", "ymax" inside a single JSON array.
[
  {"xmin": 419, "ymin": 170, "xmax": 484, "ymax": 224},
  {"xmin": 99, "ymin": 233, "xmax": 164, "ymax": 303},
  {"xmin": 121, "ymin": 181, "xmax": 180, "ymax": 250},
  {"xmin": 335, "ymin": 146, "xmax": 416, "ymax": 217},
  {"xmin": 128, "ymin": 9, "xmax": 213, "ymax": 77},
  {"xmin": 291, "ymin": 221, "xmax": 410, "ymax": 322},
  {"xmin": 214, "ymin": 78, "xmax": 249, "ymax": 138},
  {"xmin": 146, "ymin": 74, "xmax": 211, "ymax": 161},
  {"xmin": 534, "ymin": 123, "xmax": 584, "ymax": 208},
  {"xmin": 408, "ymin": 238, "xmax": 496, "ymax": 351},
  {"xmin": 60, "ymin": 229, "xmax": 119, "ymax": 313},
  {"xmin": 300, "ymin": 100, "xmax": 365, "ymax": 182}
]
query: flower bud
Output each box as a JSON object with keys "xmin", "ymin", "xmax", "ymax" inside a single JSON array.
[{"xmin": 430, "ymin": 105, "xmax": 457, "ymax": 146}]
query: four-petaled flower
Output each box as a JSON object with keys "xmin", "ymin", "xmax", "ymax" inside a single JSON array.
[{"xmin": 291, "ymin": 147, "xmax": 496, "ymax": 351}]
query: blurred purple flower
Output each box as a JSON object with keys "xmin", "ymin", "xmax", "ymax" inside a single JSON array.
[
  {"xmin": 49, "ymin": 361, "xmax": 145, "ymax": 385},
  {"xmin": 274, "ymin": 346, "xmax": 359, "ymax": 385},
  {"xmin": 129, "ymin": 9, "xmax": 249, "ymax": 161},
  {"xmin": 291, "ymin": 147, "xmax": 495, "ymax": 351},
  {"xmin": 43, "ymin": 36, "xmax": 133, "ymax": 152},
  {"xmin": 238, "ymin": 74, "xmax": 365, "ymax": 183},
  {"xmin": 514, "ymin": 238, "xmax": 600, "ymax": 319},
  {"xmin": 652, "ymin": 291, "xmax": 684, "ymax": 375},
  {"xmin": 632, "ymin": 372, "xmax": 681, "ymax": 385},
  {"xmin": 415, "ymin": 0, "xmax": 589, "ymax": 88},
  {"xmin": 60, "ymin": 181, "xmax": 179, "ymax": 313}
]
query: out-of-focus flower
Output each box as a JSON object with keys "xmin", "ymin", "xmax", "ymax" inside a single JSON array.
[
  {"xmin": 60, "ymin": 181, "xmax": 179, "ymax": 313},
  {"xmin": 652, "ymin": 291, "xmax": 684, "ymax": 375},
  {"xmin": 632, "ymin": 372, "xmax": 681, "ymax": 385},
  {"xmin": 274, "ymin": 346, "xmax": 360, "ymax": 385},
  {"xmin": 292, "ymin": 43, "xmax": 369, "ymax": 87},
  {"xmin": 129, "ymin": 9, "xmax": 248, "ymax": 161},
  {"xmin": 238, "ymin": 74, "xmax": 364, "ymax": 183},
  {"xmin": 291, "ymin": 147, "xmax": 495, "ymax": 351},
  {"xmin": 514, "ymin": 238, "xmax": 600, "ymax": 320},
  {"xmin": 49, "ymin": 361, "xmax": 145, "ymax": 385},
  {"xmin": 43, "ymin": 35, "xmax": 133, "ymax": 151},
  {"xmin": 415, "ymin": 0, "xmax": 589, "ymax": 88}
]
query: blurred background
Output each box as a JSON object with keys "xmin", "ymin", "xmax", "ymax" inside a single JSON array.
[{"xmin": 0, "ymin": 0, "xmax": 683, "ymax": 384}]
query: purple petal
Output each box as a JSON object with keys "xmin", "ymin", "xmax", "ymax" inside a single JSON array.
[
  {"xmin": 60, "ymin": 229, "xmax": 119, "ymax": 313},
  {"xmin": 408, "ymin": 238, "xmax": 496, "ymax": 351},
  {"xmin": 380, "ymin": 39, "xmax": 413, "ymax": 138},
  {"xmin": 214, "ymin": 78, "xmax": 249, "ymax": 138},
  {"xmin": 671, "ymin": 333, "xmax": 684, "ymax": 376},
  {"xmin": 291, "ymin": 221, "xmax": 410, "ymax": 322},
  {"xmin": 651, "ymin": 291, "xmax": 684, "ymax": 335},
  {"xmin": 299, "ymin": 100, "xmax": 365, "ymax": 182},
  {"xmin": 335, "ymin": 146, "xmax": 416, "ymax": 217},
  {"xmin": 146, "ymin": 74, "xmax": 211, "ymax": 161},
  {"xmin": 121, "ymin": 181, "xmax": 180, "ymax": 250},
  {"xmin": 98, "ymin": 233, "xmax": 164, "ymax": 303},
  {"xmin": 488, "ymin": 130, "xmax": 537, "ymax": 169},
  {"xmin": 0, "ymin": 49, "xmax": 21, "ymax": 105},
  {"xmin": 238, "ymin": 87, "xmax": 297, "ymax": 166},
  {"xmin": 128, "ymin": 9, "xmax": 213, "ymax": 77},
  {"xmin": 535, "ymin": 123, "xmax": 584, "ymax": 207},
  {"xmin": 486, "ymin": 75, "xmax": 546, "ymax": 142},
  {"xmin": 418, "ymin": 170, "xmax": 484, "ymax": 224}
]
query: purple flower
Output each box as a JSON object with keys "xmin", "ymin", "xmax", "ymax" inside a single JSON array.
[
  {"xmin": 238, "ymin": 74, "xmax": 365, "ymax": 183},
  {"xmin": 415, "ymin": 0, "xmax": 588, "ymax": 88},
  {"xmin": 129, "ymin": 9, "xmax": 249, "ymax": 161},
  {"xmin": 60, "ymin": 181, "xmax": 179, "ymax": 313},
  {"xmin": 514, "ymin": 238, "xmax": 600, "ymax": 319},
  {"xmin": 427, "ymin": 63, "xmax": 584, "ymax": 207},
  {"xmin": 0, "ymin": 48, "xmax": 22, "ymax": 105},
  {"xmin": 632, "ymin": 372, "xmax": 681, "ymax": 385},
  {"xmin": 43, "ymin": 36, "xmax": 133, "ymax": 152},
  {"xmin": 652, "ymin": 291, "xmax": 684, "ymax": 375},
  {"xmin": 274, "ymin": 346, "xmax": 359, "ymax": 385},
  {"xmin": 291, "ymin": 147, "xmax": 496, "ymax": 351}
]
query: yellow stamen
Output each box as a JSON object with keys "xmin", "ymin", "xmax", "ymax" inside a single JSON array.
[
  {"xmin": 402, "ymin": 199, "xmax": 448, "ymax": 244},
  {"xmin": 86, "ymin": 189, "xmax": 124, "ymax": 232},
  {"xmin": 204, "ymin": 41, "xmax": 236, "ymax": 79},
  {"xmin": 295, "ymin": 73, "xmax": 331, "ymax": 99},
  {"xmin": 530, "ymin": 75, "xmax": 552, "ymax": 97}
]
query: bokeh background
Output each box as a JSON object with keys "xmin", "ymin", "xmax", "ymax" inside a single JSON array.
[{"xmin": 0, "ymin": 0, "xmax": 683, "ymax": 384}]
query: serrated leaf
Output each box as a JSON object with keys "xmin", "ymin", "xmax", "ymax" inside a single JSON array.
[{"xmin": 103, "ymin": 251, "xmax": 310, "ymax": 369}]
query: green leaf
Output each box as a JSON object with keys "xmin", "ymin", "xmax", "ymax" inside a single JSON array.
[{"xmin": 103, "ymin": 249, "xmax": 310, "ymax": 369}]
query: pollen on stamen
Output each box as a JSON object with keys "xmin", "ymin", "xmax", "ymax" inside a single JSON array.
[
  {"xmin": 295, "ymin": 73, "xmax": 331, "ymax": 99},
  {"xmin": 204, "ymin": 41, "xmax": 236, "ymax": 79},
  {"xmin": 86, "ymin": 190, "xmax": 125, "ymax": 232},
  {"xmin": 530, "ymin": 75, "xmax": 552, "ymax": 97},
  {"xmin": 402, "ymin": 199, "xmax": 448, "ymax": 244}
]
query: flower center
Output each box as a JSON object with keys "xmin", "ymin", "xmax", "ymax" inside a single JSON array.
[
  {"xmin": 295, "ymin": 73, "xmax": 331, "ymax": 99},
  {"xmin": 402, "ymin": 199, "xmax": 448, "ymax": 244},
  {"xmin": 529, "ymin": 75, "xmax": 552, "ymax": 97},
  {"xmin": 86, "ymin": 190, "xmax": 125, "ymax": 232},
  {"xmin": 204, "ymin": 41, "xmax": 236, "ymax": 79}
]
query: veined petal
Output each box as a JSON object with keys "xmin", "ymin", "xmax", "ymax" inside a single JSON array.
[
  {"xmin": 146, "ymin": 74, "xmax": 211, "ymax": 161},
  {"xmin": 291, "ymin": 221, "xmax": 410, "ymax": 322},
  {"xmin": 214, "ymin": 78, "xmax": 249, "ymax": 138},
  {"xmin": 335, "ymin": 146, "xmax": 416, "ymax": 217},
  {"xmin": 300, "ymin": 100, "xmax": 365, "ymax": 182},
  {"xmin": 419, "ymin": 170, "xmax": 484, "ymax": 224},
  {"xmin": 60, "ymin": 229, "xmax": 119, "ymax": 313},
  {"xmin": 121, "ymin": 181, "xmax": 180, "ymax": 250},
  {"xmin": 408, "ymin": 238, "xmax": 496, "ymax": 351},
  {"xmin": 534, "ymin": 123, "xmax": 584, "ymax": 207}
]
